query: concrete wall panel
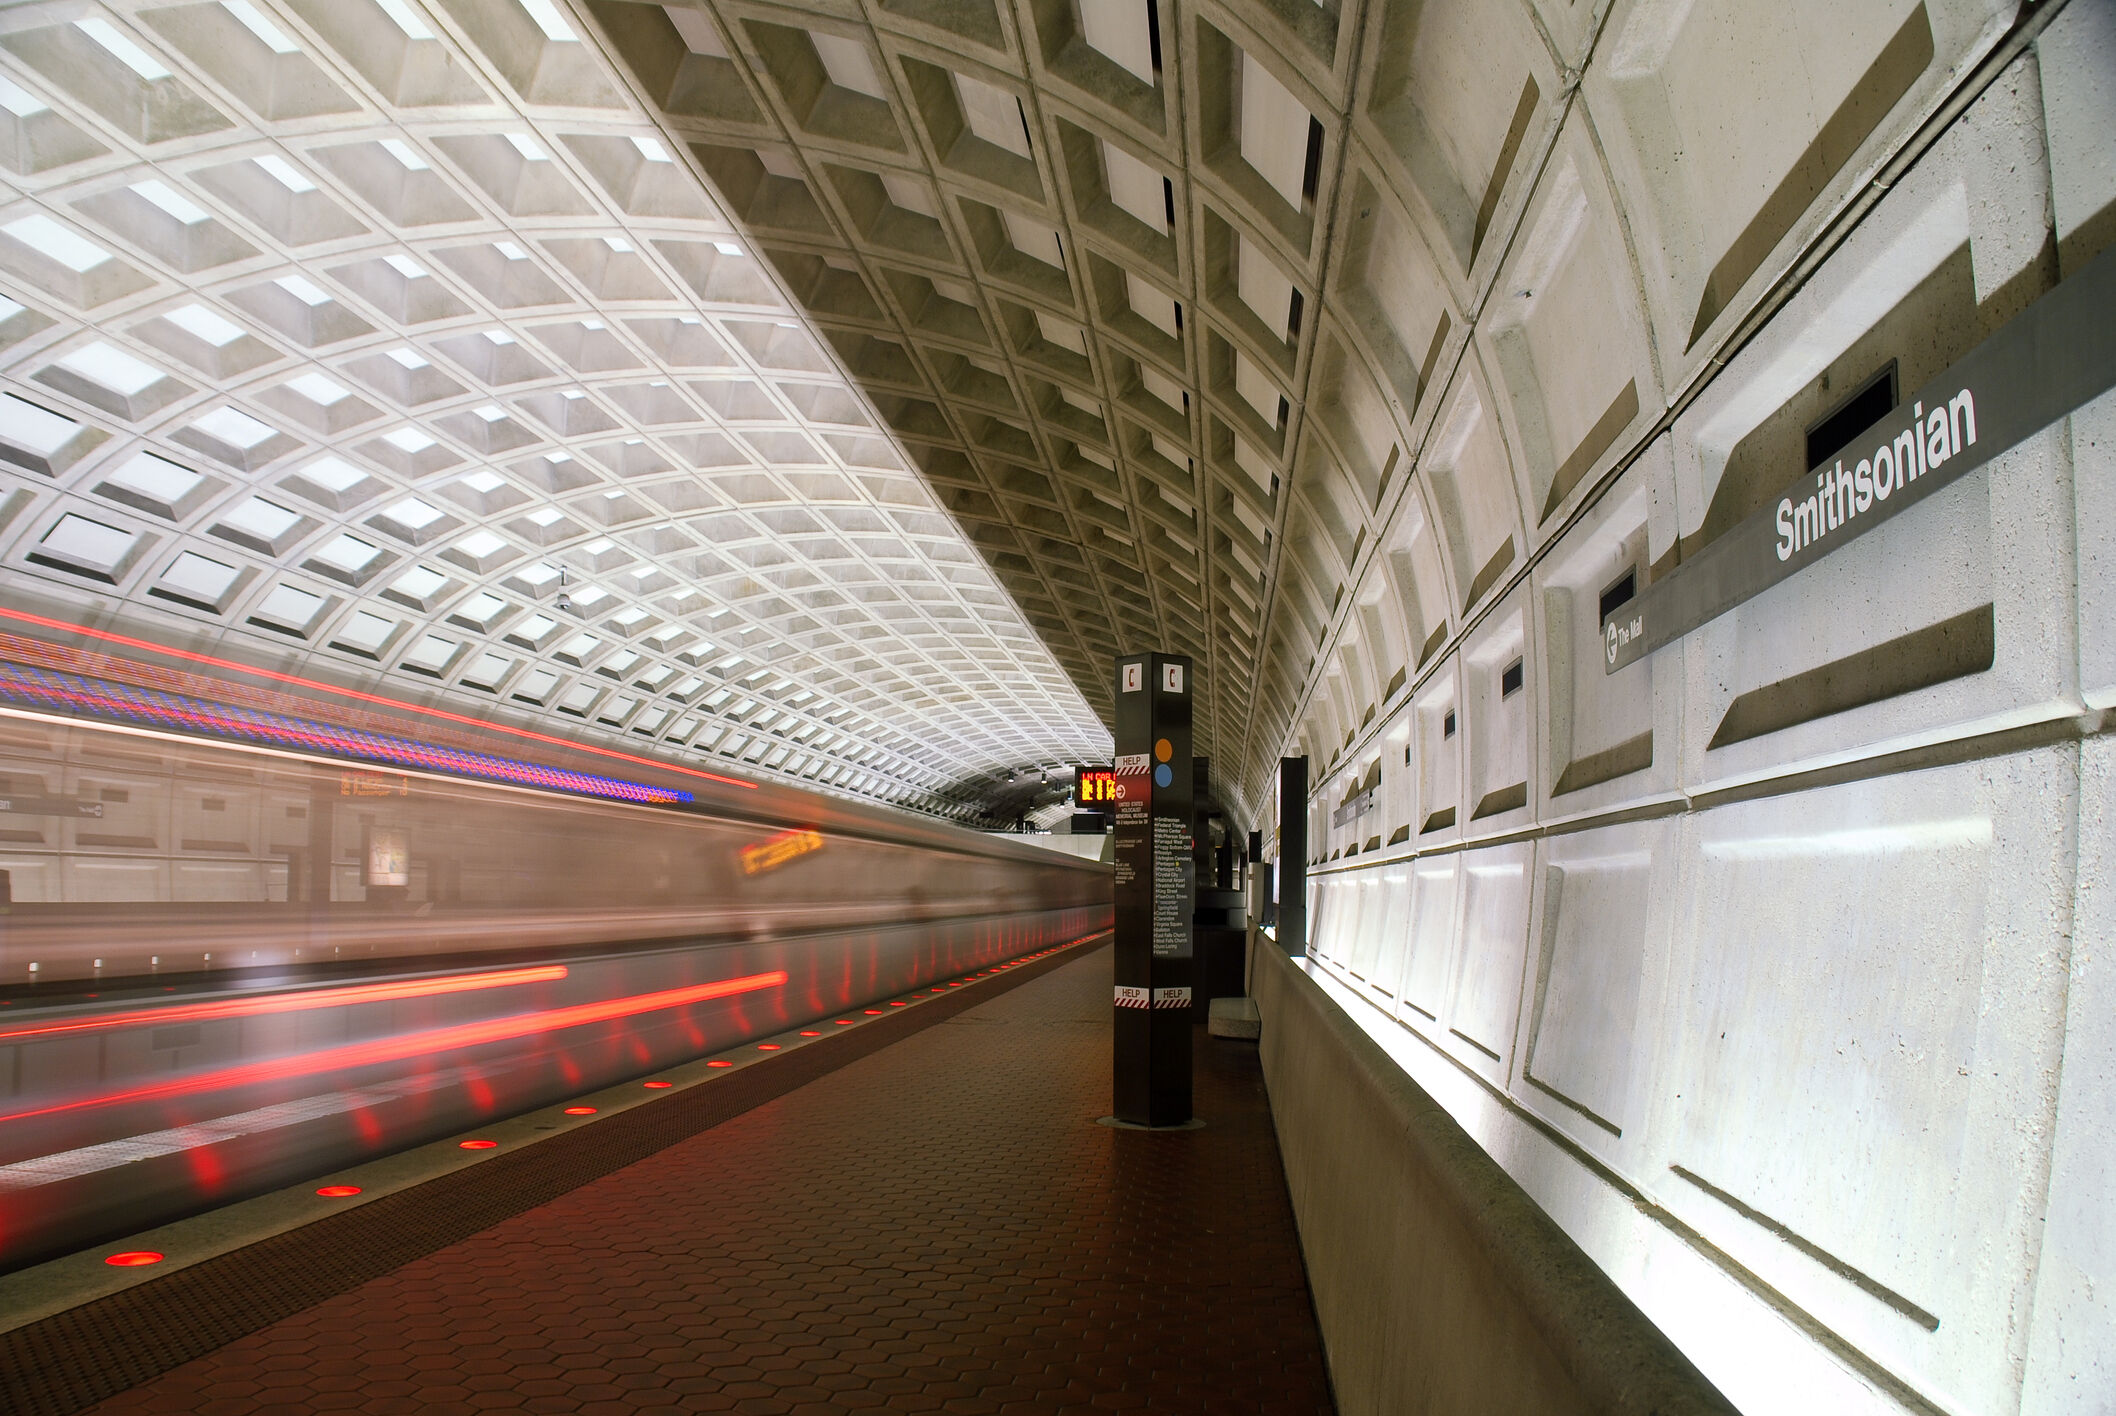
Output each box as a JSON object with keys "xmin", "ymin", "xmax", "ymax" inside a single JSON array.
[
  {"xmin": 2021, "ymin": 733, "xmax": 2115, "ymax": 1414},
  {"xmin": 1478, "ymin": 109, "xmax": 1659, "ymax": 541},
  {"xmin": 1445, "ymin": 840, "xmax": 1534, "ymax": 1081},
  {"xmin": 1518, "ymin": 820, "xmax": 1669, "ymax": 1161},
  {"xmin": 1256, "ymin": 942, "xmax": 1739, "ymax": 1416},
  {"xmin": 1396, "ymin": 852, "xmax": 1459, "ymax": 1024},
  {"xmin": 1532, "ymin": 438, "xmax": 1681, "ymax": 821},
  {"xmin": 1656, "ymin": 752, "xmax": 2074, "ymax": 1412},
  {"xmin": 1583, "ymin": 0, "xmax": 2015, "ymax": 393}
]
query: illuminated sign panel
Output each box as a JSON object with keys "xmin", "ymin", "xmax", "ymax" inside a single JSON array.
[
  {"xmin": 365, "ymin": 826, "xmax": 410, "ymax": 887},
  {"xmin": 1076, "ymin": 766, "xmax": 1115, "ymax": 807}
]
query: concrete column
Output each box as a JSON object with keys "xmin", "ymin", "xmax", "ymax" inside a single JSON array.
[
  {"xmin": 1278, "ymin": 756, "xmax": 1307, "ymax": 958},
  {"xmin": 1110, "ymin": 651, "xmax": 1195, "ymax": 1127}
]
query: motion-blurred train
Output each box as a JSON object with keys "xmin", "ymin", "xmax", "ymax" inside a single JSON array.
[{"xmin": 0, "ymin": 642, "xmax": 1110, "ymax": 1273}]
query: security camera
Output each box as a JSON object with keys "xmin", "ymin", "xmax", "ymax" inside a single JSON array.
[{"xmin": 554, "ymin": 592, "xmax": 574, "ymax": 614}]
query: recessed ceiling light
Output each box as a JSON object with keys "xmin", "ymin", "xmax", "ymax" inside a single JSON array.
[
  {"xmin": 5, "ymin": 215, "xmax": 112, "ymax": 273},
  {"xmin": 274, "ymin": 274, "xmax": 332, "ymax": 306},
  {"xmin": 518, "ymin": 0, "xmax": 579, "ymax": 43},
  {"xmin": 285, "ymin": 372, "xmax": 350, "ymax": 405},
  {"xmin": 0, "ymin": 75, "xmax": 49, "ymax": 119},
  {"xmin": 379, "ymin": 137, "xmax": 428, "ymax": 171},
  {"xmin": 374, "ymin": 0, "xmax": 435, "ymax": 41},
  {"xmin": 130, "ymin": 179, "xmax": 210, "ymax": 225},
  {"xmin": 74, "ymin": 18, "xmax": 171, "ymax": 80}
]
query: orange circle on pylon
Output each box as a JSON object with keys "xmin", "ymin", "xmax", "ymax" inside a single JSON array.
[{"xmin": 1154, "ymin": 739, "xmax": 1172, "ymax": 762}]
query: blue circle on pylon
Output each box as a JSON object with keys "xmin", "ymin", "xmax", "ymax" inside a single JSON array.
[{"xmin": 1153, "ymin": 764, "xmax": 1172, "ymax": 788}]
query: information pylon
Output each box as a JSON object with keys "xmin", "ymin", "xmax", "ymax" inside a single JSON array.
[{"xmin": 1110, "ymin": 651, "xmax": 1193, "ymax": 1127}]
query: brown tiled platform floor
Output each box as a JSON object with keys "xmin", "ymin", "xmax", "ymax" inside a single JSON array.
[{"xmin": 81, "ymin": 943, "xmax": 1335, "ymax": 1415}]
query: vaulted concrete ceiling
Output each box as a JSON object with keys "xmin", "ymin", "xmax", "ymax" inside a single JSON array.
[
  {"xmin": 0, "ymin": 0, "xmax": 2011, "ymax": 827},
  {"xmin": 0, "ymin": 0, "xmax": 1121, "ymax": 823}
]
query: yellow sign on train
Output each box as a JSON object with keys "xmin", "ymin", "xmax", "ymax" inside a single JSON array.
[{"xmin": 740, "ymin": 828, "xmax": 823, "ymax": 876}]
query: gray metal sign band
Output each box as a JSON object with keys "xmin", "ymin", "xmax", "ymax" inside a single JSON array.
[{"xmin": 1604, "ymin": 239, "xmax": 2116, "ymax": 673}]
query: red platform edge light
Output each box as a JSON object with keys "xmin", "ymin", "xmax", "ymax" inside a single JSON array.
[
  {"xmin": 105, "ymin": 1251, "xmax": 163, "ymax": 1267},
  {"xmin": 642, "ymin": 1081, "xmax": 673, "ymax": 1089},
  {"xmin": 459, "ymin": 1140, "xmax": 498, "ymax": 1150},
  {"xmin": 316, "ymin": 1185, "xmax": 362, "ymax": 1198},
  {"xmin": 799, "ymin": 1030, "xmax": 820, "ymax": 1037},
  {"xmin": 0, "ymin": 964, "xmax": 569, "ymax": 1044},
  {"xmin": 707, "ymin": 1060, "xmax": 734, "ymax": 1068},
  {"xmin": 756, "ymin": 1043, "xmax": 781, "ymax": 1051},
  {"xmin": 0, "ymin": 606, "xmax": 755, "ymax": 791},
  {"xmin": 0, "ymin": 970, "xmax": 788, "ymax": 1125},
  {"xmin": 562, "ymin": 1106, "xmax": 597, "ymax": 1115}
]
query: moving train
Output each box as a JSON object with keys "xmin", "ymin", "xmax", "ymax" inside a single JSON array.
[{"xmin": 0, "ymin": 651, "xmax": 1110, "ymax": 1273}]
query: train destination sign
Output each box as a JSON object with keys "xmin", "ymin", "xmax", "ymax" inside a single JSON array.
[
  {"xmin": 1075, "ymin": 766, "xmax": 1116, "ymax": 807},
  {"xmin": 0, "ymin": 795, "xmax": 102, "ymax": 819},
  {"xmin": 1604, "ymin": 239, "xmax": 2116, "ymax": 672},
  {"xmin": 740, "ymin": 827, "xmax": 824, "ymax": 876}
]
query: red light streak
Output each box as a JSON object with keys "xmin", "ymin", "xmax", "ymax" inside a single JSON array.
[
  {"xmin": 106, "ymin": 1251, "xmax": 162, "ymax": 1267},
  {"xmin": 798, "ymin": 1030, "xmax": 820, "ymax": 1037},
  {"xmin": 0, "ymin": 970, "xmax": 788, "ymax": 1124},
  {"xmin": 642, "ymin": 1081, "xmax": 672, "ymax": 1089},
  {"xmin": 706, "ymin": 1060, "xmax": 733, "ymax": 1068},
  {"xmin": 459, "ymin": 1140, "xmax": 497, "ymax": 1150},
  {"xmin": 5, "ymin": 670, "xmax": 687, "ymax": 805},
  {"xmin": 316, "ymin": 1186, "xmax": 362, "ymax": 1198},
  {"xmin": 756, "ymin": 1043, "xmax": 780, "ymax": 1051},
  {"xmin": 0, "ymin": 965, "xmax": 570, "ymax": 1044},
  {"xmin": 0, "ymin": 606, "xmax": 756, "ymax": 790},
  {"xmin": 562, "ymin": 1106, "xmax": 597, "ymax": 1115}
]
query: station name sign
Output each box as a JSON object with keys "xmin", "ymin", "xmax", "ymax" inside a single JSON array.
[
  {"xmin": 1330, "ymin": 787, "xmax": 1376, "ymax": 828},
  {"xmin": 1604, "ymin": 240, "xmax": 2116, "ymax": 672}
]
